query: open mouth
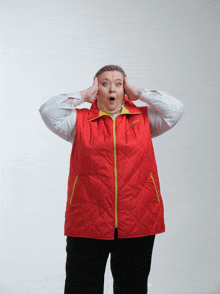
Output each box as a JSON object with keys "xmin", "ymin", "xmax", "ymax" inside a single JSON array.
[{"xmin": 109, "ymin": 97, "xmax": 116, "ymax": 102}]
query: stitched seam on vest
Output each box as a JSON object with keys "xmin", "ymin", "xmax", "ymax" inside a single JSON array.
[
  {"xmin": 113, "ymin": 111, "xmax": 156, "ymax": 201},
  {"xmin": 128, "ymin": 206, "xmax": 163, "ymax": 236},
  {"xmin": 116, "ymin": 147, "xmax": 151, "ymax": 189},
  {"xmin": 123, "ymin": 204, "xmax": 160, "ymax": 236},
  {"xmin": 115, "ymin": 155, "xmax": 159, "ymax": 202}
]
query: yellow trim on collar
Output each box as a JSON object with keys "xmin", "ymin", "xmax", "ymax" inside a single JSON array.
[
  {"xmin": 99, "ymin": 110, "xmax": 111, "ymax": 117},
  {"xmin": 87, "ymin": 110, "xmax": 109, "ymax": 121},
  {"xmin": 87, "ymin": 106, "xmax": 141, "ymax": 121},
  {"xmin": 121, "ymin": 106, "xmax": 141, "ymax": 115}
]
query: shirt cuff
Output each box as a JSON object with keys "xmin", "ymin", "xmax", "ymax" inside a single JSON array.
[
  {"xmin": 66, "ymin": 91, "xmax": 82, "ymax": 99},
  {"xmin": 59, "ymin": 92, "xmax": 84, "ymax": 109},
  {"xmin": 139, "ymin": 89, "xmax": 170, "ymax": 103}
]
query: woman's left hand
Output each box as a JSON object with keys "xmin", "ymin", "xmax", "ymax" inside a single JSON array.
[{"xmin": 124, "ymin": 76, "xmax": 144, "ymax": 101}]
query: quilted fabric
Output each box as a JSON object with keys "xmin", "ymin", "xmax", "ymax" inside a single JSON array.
[{"xmin": 64, "ymin": 96, "xmax": 165, "ymax": 240}]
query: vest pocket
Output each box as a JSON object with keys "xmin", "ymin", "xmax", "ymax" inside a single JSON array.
[
  {"xmin": 70, "ymin": 175, "xmax": 79, "ymax": 205},
  {"xmin": 150, "ymin": 172, "xmax": 160, "ymax": 203}
]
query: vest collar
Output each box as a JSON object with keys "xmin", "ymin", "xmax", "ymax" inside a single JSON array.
[{"xmin": 87, "ymin": 96, "xmax": 142, "ymax": 121}]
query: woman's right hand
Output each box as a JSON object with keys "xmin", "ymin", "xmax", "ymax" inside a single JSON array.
[{"xmin": 80, "ymin": 77, "xmax": 99, "ymax": 103}]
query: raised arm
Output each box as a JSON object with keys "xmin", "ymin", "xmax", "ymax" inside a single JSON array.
[
  {"xmin": 39, "ymin": 92, "xmax": 83, "ymax": 143},
  {"xmin": 123, "ymin": 76, "xmax": 185, "ymax": 138},
  {"xmin": 139, "ymin": 90, "xmax": 185, "ymax": 138},
  {"xmin": 39, "ymin": 77, "xmax": 98, "ymax": 143}
]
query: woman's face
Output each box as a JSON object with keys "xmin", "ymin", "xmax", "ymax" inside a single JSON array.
[{"xmin": 97, "ymin": 71, "xmax": 125, "ymax": 115}]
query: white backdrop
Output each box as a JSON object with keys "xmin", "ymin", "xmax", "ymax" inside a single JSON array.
[{"xmin": 0, "ymin": 0, "xmax": 220, "ymax": 293}]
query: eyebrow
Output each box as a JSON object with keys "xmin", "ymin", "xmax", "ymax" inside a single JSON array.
[{"xmin": 101, "ymin": 78, "xmax": 123, "ymax": 81}]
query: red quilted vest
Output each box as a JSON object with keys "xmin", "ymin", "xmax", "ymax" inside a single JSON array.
[{"xmin": 64, "ymin": 96, "xmax": 165, "ymax": 239}]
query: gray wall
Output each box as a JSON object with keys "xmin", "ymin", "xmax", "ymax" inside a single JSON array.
[{"xmin": 0, "ymin": 0, "xmax": 219, "ymax": 293}]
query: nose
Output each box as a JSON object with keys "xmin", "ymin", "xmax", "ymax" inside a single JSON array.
[{"xmin": 109, "ymin": 84, "xmax": 116, "ymax": 92}]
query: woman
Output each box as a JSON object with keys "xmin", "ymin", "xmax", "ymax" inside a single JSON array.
[{"xmin": 39, "ymin": 65, "xmax": 185, "ymax": 294}]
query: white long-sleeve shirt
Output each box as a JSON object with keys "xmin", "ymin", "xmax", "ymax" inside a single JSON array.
[{"xmin": 39, "ymin": 90, "xmax": 185, "ymax": 144}]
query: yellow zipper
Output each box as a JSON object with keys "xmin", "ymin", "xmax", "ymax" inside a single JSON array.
[
  {"xmin": 95, "ymin": 113, "xmax": 119, "ymax": 228},
  {"xmin": 70, "ymin": 175, "xmax": 79, "ymax": 204},
  {"xmin": 150, "ymin": 172, "xmax": 160, "ymax": 203},
  {"xmin": 112, "ymin": 118, "xmax": 118, "ymax": 228},
  {"xmin": 88, "ymin": 107, "xmax": 142, "ymax": 231}
]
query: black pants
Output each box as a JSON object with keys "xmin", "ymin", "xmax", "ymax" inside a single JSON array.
[{"xmin": 64, "ymin": 228, "xmax": 155, "ymax": 294}]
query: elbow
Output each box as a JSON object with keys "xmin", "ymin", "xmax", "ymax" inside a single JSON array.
[
  {"xmin": 177, "ymin": 103, "xmax": 185, "ymax": 123},
  {"xmin": 179, "ymin": 103, "xmax": 185, "ymax": 116},
  {"xmin": 39, "ymin": 104, "xmax": 46, "ymax": 116},
  {"xmin": 164, "ymin": 103, "xmax": 185, "ymax": 129},
  {"xmin": 39, "ymin": 103, "xmax": 52, "ymax": 119},
  {"xmin": 173, "ymin": 101, "xmax": 185, "ymax": 120}
]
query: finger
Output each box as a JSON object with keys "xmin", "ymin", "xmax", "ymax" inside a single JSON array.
[
  {"xmin": 93, "ymin": 77, "xmax": 98, "ymax": 86},
  {"xmin": 94, "ymin": 77, "xmax": 98, "ymax": 85},
  {"xmin": 124, "ymin": 77, "xmax": 128, "ymax": 89},
  {"xmin": 123, "ymin": 76, "xmax": 127, "ymax": 92}
]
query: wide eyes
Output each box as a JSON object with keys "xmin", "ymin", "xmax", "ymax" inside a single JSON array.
[{"xmin": 102, "ymin": 82, "xmax": 122, "ymax": 87}]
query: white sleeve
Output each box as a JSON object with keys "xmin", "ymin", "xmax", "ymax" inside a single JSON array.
[
  {"xmin": 139, "ymin": 90, "xmax": 185, "ymax": 138},
  {"xmin": 39, "ymin": 92, "xmax": 83, "ymax": 143}
]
